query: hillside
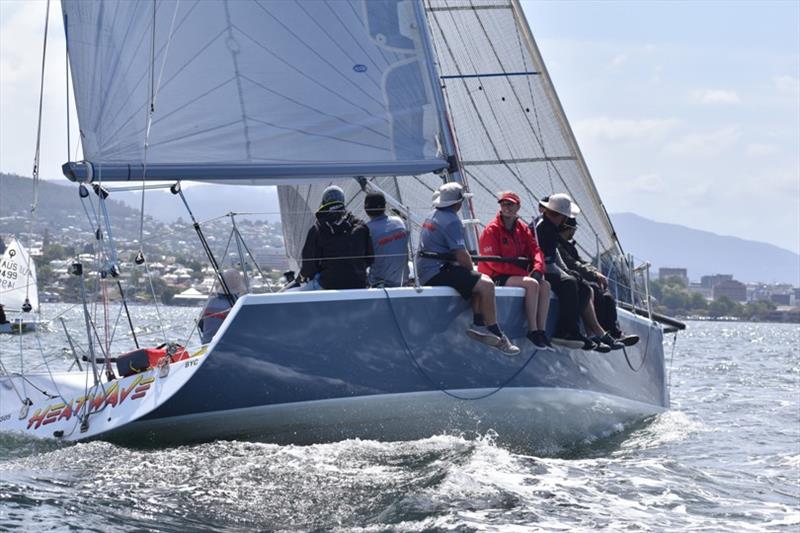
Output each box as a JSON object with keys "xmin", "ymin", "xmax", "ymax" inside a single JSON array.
[
  {"xmin": 0, "ymin": 173, "xmax": 151, "ymax": 241},
  {"xmin": 611, "ymin": 212, "xmax": 799, "ymax": 285}
]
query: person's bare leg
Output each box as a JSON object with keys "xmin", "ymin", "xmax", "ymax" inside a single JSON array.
[
  {"xmin": 536, "ymin": 278, "xmax": 550, "ymax": 331},
  {"xmin": 476, "ymin": 276, "xmax": 498, "ymax": 326},
  {"xmin": 504, "ymin": 276, "xmax": 538, "ymax": 331},
  {"xmin": 471, "ymin": 290, "xmax": 481, "ymax": 317}
]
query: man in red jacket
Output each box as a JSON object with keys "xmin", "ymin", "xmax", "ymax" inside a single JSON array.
[{"xmin": 478, "ymin": 191, "xmax": 552, "ymax": 349}]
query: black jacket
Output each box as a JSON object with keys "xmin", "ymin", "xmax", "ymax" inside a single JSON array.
[
  {"xmin": 557, "ymin": 237, "xmax": 600, "ymax": 283},
  {"xmin": 300, "ymin": 208, "xmax": 374, "ymax": 289}
]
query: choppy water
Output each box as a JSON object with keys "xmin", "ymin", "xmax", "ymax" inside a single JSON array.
[{"xmin": 1, "ymin": 305, "xmax": 798, "ymax": 531}]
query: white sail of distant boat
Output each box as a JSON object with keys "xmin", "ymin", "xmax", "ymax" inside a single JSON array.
[{"xmin": 0, "ymin": 238, "xmax": 38, "ymax": 313}]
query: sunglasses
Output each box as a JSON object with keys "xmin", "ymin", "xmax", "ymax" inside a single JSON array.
[{"xmin": 499, "ymin": 201, "xmax": 519, "ymax": 207}]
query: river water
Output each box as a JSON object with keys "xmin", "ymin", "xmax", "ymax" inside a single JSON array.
[{"xmin": 0, "ymin": 305, "xmax": 798, "ymax": 531}]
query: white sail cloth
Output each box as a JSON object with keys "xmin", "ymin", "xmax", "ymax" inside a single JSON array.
[
  {"xmin": 279, "ymin": 0, "xmax": 622, "ymax": 265},
  {"xmin": 61, "ymin": 0, "xmax": 447, "ymax": 181},
  {"xmin": 0, "ymin": 238, "xmax": 39, "ymax": 313}
]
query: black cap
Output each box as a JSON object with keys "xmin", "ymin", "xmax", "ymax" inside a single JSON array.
[{"xmin": 364, "ymin": 192, "xmax": 386, "ymax": 212}]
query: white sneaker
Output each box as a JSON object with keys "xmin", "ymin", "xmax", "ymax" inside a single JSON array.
[
  {"xmin": 495, "ymin": 334, "xmax": 521, "ymax": 357},
  {"xmin": 466, "ymin": 325, "xmax": 501, "ymax": 347}
]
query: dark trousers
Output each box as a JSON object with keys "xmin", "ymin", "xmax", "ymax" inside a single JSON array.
[
  {"xmin": 545, "ymin": 272, "xmax": 590, "ymax": 336},
  {"xmin": 587, "ymin": 281, "xmax": 620, "ymax": 334}
]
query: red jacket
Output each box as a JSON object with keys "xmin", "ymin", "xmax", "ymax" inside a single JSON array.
[{"xmin": 478, "ymin": 213, "xmax": 545, "ymax": 278}]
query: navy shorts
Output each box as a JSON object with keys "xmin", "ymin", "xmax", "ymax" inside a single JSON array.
[
  {"xmin": 427, "ymin": 265, "xmax": 481, "ymax": 300},
  {"xmin": 492, "ymin": 274, "xmax": 512, "ymax": 287}
]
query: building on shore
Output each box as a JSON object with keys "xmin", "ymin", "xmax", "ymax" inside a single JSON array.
[
  {"xmin": 659, "ymin": 267, "xmax": 688, "ymax": 286},
  {"xmin": 712, "ymin": 279, "xmax": 747, "ymax": 302}
]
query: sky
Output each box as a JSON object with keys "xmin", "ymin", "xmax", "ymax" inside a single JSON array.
[{"xmin": 0, "ymin": 0, "xmax": 798, "ymax": 254}]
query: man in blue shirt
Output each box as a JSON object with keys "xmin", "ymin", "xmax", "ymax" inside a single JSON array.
[
  {"xmin": 417, "ymin": 182, "xmax": 520, "ymax": 356},
  {"xmin": 364, "ymin": 192, "xmax": 409, "ymax": 287}
]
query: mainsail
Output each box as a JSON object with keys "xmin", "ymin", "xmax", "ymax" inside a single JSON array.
[
  {"xmin": 0, "ymin": 238, "xmax": 39, "ymax": 313},
  {"xmin": 61, "ymin": 0, "xmax": 448, "ymax": 182},
  {"xmin": 280, "ymin": 0, "xmax": 622, "ymax": 266}
]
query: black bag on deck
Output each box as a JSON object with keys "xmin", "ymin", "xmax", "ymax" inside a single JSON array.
[{"xmin": 116, "ymin": 349, "xmax": 151, "ymax": 377}]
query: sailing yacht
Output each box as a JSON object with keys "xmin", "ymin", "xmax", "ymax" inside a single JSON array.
[
  {"xmin": 0, "ymin": 0, "xmax": 679, "ymax": 446},
  {"xmin": 0, "ymin": 237, "xmax": 39, "ymax": 334}
]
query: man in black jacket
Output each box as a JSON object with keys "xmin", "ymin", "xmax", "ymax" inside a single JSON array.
[
  {"xmin": 558, "ymin": 218, "xmax": 638, "ymax": 347},
  {"xmin": 299, "ymin": 185, "xmax": 373, "ymax": 290}
]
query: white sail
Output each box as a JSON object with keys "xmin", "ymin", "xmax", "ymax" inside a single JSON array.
[
  {"xmin": 61, "ymin": 0, "xmax": 449, "ymax": 183},
  {"xmin": 425, "ymin": 0, "xmax": 618, "ymax": 258},
  {"xmin": 0, "ymin": 238, "xmax": 39, "ymax": 313},
  {"xmin": 279, "ymin": 0, "xmax": 622, "ymax": 266}
]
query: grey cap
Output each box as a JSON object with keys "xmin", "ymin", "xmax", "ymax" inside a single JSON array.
[
  {"xmin": 433, "ymin": 182, "xmax": 468, "ymax": 208},
  {"xmin": 320, "ymin": 185, "xmax": 345, "ymax": 207}
]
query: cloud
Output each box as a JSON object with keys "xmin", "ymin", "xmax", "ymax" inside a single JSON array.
[
  {"xmin": 663, "ymin": 126, "xmax": 741, "ymax": 157},
  {"xmin": 690, "ymin": 89, "xmax": 740, "ymax": 104},
  {"xmin": 745, "ymin": 143, "xmax": 779, "ymax": 156},
  {"xmin": 630, "ymin": 173, "xmax": 665, "ymax": 193},
  {"xmin": 574, "ymin": 117, "xmax": 680, "ymax": 142},
  {"xmin": 609, "ymin": 53, "xmax": 628, "ymax": 67},
  {"xmin": 773, "ymin": 75, "xmax": 800, "ymax": 95}
]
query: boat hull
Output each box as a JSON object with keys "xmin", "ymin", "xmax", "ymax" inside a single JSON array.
[
  {"xmin": 131, "ymin": 287, "xmax": 668, "ymax": 445},
  {"xmin": 0, "ymin": 319, "xmax": 38, "ymax": 335}
]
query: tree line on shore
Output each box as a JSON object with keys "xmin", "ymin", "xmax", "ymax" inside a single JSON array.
[{"xmin": 651, "ymin": 276, "xmax": 776, "ymax": 319}]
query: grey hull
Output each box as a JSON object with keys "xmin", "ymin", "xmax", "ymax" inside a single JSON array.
[{"xmin": 130, "ymin": 287, "xmax": 668, "ymax": 445}]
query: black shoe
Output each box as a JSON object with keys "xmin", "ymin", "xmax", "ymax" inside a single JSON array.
[
  {"xmin": 599, "ymin": 332, "xmax": 625, "ymax": 350},
  {"xmin": 528, "ymin": 330, "xmax": 555, "ymax": 351},
  {"xmin": 551, "ymin": 334, "xmax": 585, "ymax": 350},
  {"xmin": 553, "ymin": 333, "xmax": 595, "ymax": 350},
  {"xmin": 618, "ymin": 334, "xmax": 639, "ymax": 347},
  {"xmin": 593, "ymin": 342, "xmax": 612, "ymax": 353},
  {"xmin": 578, "ymin": 334, "xmax": 598, "ymax": 351}
]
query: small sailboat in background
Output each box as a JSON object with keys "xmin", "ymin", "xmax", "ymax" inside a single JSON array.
[{"xmin": 0, "ymin": 237, "xmax": 40, "ymax": 334}]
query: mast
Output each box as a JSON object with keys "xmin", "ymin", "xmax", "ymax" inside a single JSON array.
[{"xmin": 414, "ymin": 0, "xmax": 479, "ymax": 251}]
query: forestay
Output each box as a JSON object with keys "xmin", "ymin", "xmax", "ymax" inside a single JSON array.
[
  {"xmin": 0, "ymin": 238, "xmax": 39, "ymax": 313},
  {"xmin": 61, "ymin": 0, "xmax": 448, "ymax": 182},
  {"xmin": 279, "ymin": 0, "xmax": 622, "ymax": 266}
]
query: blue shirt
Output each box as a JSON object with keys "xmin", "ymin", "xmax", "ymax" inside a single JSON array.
[
  {"xmin": 366, "ymin": 215, "xmax": 409, "ymax": 287},
  {"xmin": 416, "ymin": 208, "xmax": 466, "ymax": 284}
]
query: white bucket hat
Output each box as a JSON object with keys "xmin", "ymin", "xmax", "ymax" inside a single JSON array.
[
  {"xmin": 539, "ymin": 193, "xmax": 580, "ymax": 217},
  {"xmin": 433, "ymin": 182, "xmax": 470, "ymax": 208}
]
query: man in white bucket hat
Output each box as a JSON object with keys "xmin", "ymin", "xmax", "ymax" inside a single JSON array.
[
  {"xmin": 535, "ymin": 193, "xmax": 597, "ymax": 350},
  {"xmin": 416, "ymin": 182, "xmax": 520, "ymax": 356}
]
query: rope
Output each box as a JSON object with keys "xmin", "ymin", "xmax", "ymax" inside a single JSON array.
[
  {"xmin": 622, "ymin": 321, "xmax": 653, "ymax": 372},
  {"xmin": 381, "ymin": 286, "xmax": 538, "ymax": 401}
]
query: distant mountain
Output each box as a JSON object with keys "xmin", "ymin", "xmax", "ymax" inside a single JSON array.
[{"xmin": 611, "ymin": 212, "xmax": 799, "ymax": 285}]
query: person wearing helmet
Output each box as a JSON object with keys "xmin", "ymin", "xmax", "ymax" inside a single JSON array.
[{"xmin": 299, "ymin": 185, "xmax": 374, "ymax": 290}]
